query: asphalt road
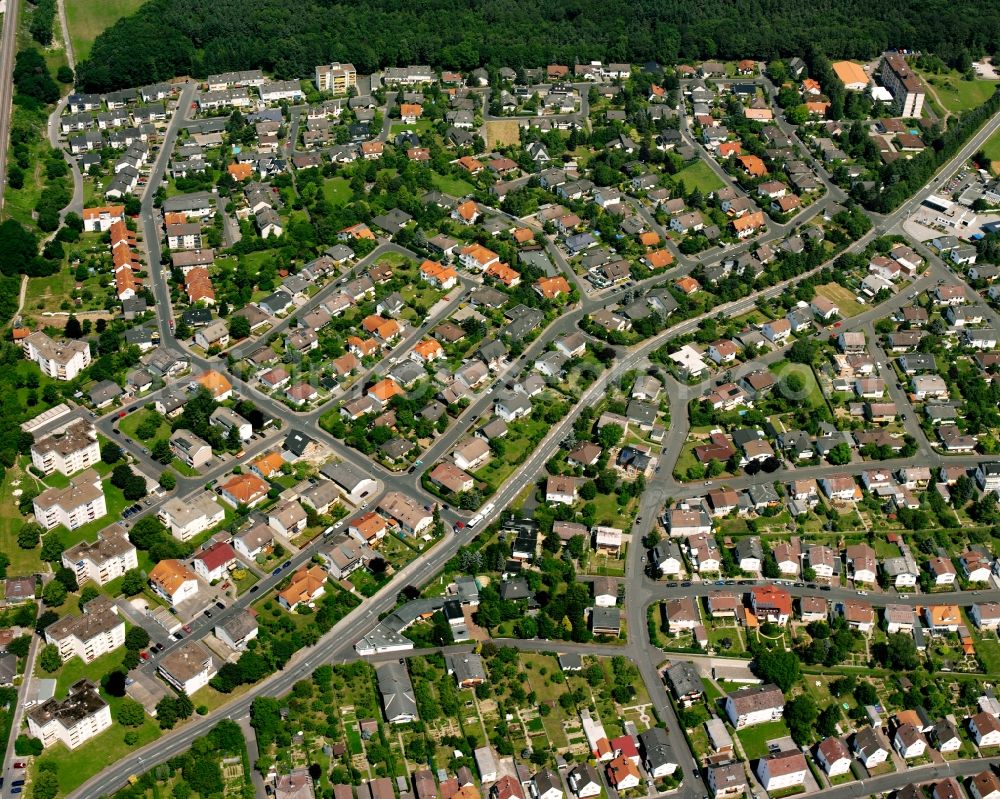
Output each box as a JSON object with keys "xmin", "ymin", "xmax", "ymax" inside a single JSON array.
[{"xmin": 0, "ymin": 0, "xmax": 21, "ymax": 213}]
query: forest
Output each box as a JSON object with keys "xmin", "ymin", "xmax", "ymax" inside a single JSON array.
[{"xmin": 76, "ymin": 0, "xmax": 1000, "ymax": 91}]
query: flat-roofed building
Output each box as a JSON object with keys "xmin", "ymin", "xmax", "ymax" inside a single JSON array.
[
  {"xmin": 32, "ymin": 468, "xmax": 106, "ymax": 530},
  {"xmin": 61, "ymin": 524, "xmax": 137, "ymax": 586},
  {"xmin": 31, "ymin": 419, "xmax": 100, "ymax": 476},
  {"xmin": 158, "ymin": 640, "xmax": 216, "ymax": 694},
  {"xmin": 45, "ymin": 599, "xmax": 125, "ymax": 662},
  {"xmin": 27, "ymin": 680, "xmax": 111, "ymax": 749},
  {"xmin": 22, "ymin": 332, "xmax": 91, "ymax": 380}
]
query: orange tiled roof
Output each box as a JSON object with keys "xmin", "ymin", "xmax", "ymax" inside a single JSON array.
[
  {"xmin": 221, "ymin": 472, "xmax": 269, "ymax": 504},
  {"xmin": 251, "ymin": 451, "xmax": 285, "ymax": 477},
  {"xmin": 195, "ymin": 369, "xmax": 232, "ymax": 398},
  {"xmin": 368, "ymin": 378, "xmax": 404, "ymax": 402},
  {"xmin": 228, "ymin": 162, "xmax": 253, "ymax": 181},
  {"xmin": 535, "ymin": 275, "xmax": 570, "ymax": 299},
  {"xmin": 414, "ymin": 339, "xmax": 443, "ymax": 361},
  {"xmin": 645, "ymin": 250, "xmax": 674, "ymax": 269},
  {"xmin": 485, "ymin": 261, "xmax": 520, "ymax": 286}
]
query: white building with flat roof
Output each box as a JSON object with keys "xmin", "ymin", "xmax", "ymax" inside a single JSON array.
[
  {"xmin": 27, "ymin": 680, "xmax": 111, "ymax": 749},
  {"xmin": 30, "ymin": 419, "xmax": 101, "ymax": 476},
  {"xmin": 61, "ymin": 524, "xmax": 137, "ymax": 586},
  {"xmin": 45, "ymin": 601, "xmax": 125, "ymax": 663},
  {"xmin": 32, "ymin": 469, "xmax": 106, "ymax": 530},
  {"xmin": 158, "ymin": 493, "xmax": 225, "ymax": 541},
  {"xmin": 22, "ymin": 332, "xmax": 91, "ymax": 380}
]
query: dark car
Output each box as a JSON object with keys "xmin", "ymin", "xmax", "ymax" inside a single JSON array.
[
  {"xmin": 215, "ymin": 601, "xmax": 225, "ymax": 610},
  {"xmin": 204, "ymin": 609, "xmax": 213, "ymax": 618},
  {"xmin": 281, "ymin": 560, "xmax": 292, "ymax": 570},
  {"xmin": 272, "ymin": 567, "xmax": 281, "ymax": 576},
  {"xmin": 820, "ymin": 585, "xmax": 832, "ymax": 591},
  {"xmin": 249, "ymin": 585, "xmax": 259, "ymax": 593}
]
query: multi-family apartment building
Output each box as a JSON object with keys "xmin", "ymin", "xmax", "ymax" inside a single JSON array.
[
  {"xmin": 30, "ymin": 419, "xmax": 101, "ymax": 476},
  {"xmin": 22, "ymin": 332, "xmax": 91, "ymax": 380},
  {"xmin": 61, "ymin": 524, "xmax": 137, "ymax": 586},
  {"xmin": 32, "ymin": 468, "xmax": 106, "ymax": 530},
  {"xmin": 315, "ymin": 63, "xmax": 357, "ymax": 94},
  {"xmin": 158, "ymin": 494, "xmax": 225, "ymax": 541},
  {"xmin": 27, "ymin": 680, "xmax": 111, "ymax": 749},
  {"xmin": 44, "ymin": 599, "xmax": 125, "ymax": 662}
]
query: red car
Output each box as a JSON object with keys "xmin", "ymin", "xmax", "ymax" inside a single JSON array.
[
  {"xmin": 139, "ymin": 651, "xmax": 150, "ymax": 661},
  {"xmin": 182, "ymin": 624, "xmax": 192, "ymax": 633}
]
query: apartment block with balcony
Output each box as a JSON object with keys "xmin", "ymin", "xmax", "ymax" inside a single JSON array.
[
  {"xmin": 30, "ymin": 419, "xmax": 100, "ymax": 476},
  {"xmin": 61, "ymin": 523, "xmax": 137, "ymax": 586},
  {"xmin": 22, "ymin": 332, "xmax": 91, "ymax": 380},
  {"xmin": 32, "ymin": 469, "xmax": 106, "ymax": 530},
  {"xmin": 44, "ymin": 599, "xmax": 125, "ymax": 662},
  {"xmin": 27, "ymin": 680, "xmax": 111, "ymax": 749}
]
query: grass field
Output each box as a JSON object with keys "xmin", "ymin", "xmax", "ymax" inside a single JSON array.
[
  {"xmin": 736, "ymin": 719, "xmax": 790, "ymax": 759},
  {"xmin": 814, "ymin": 282, "xmax": 865, "ymax": 318},
  {"xmin": 772, "ymin": 359, "xmax": 825, "ymax": 408},
  {"xmin": 118, "ymin": 408, "xmax": 169, "ymax": 443},
  {"xmin": 484, "ymin": 120, "xmax": 520, "ymax": 149},
  {"xmin": 431, "ymin": 171, "xmax": 476, "ymax": 197},
  {"xmin": 0, "ymin": 464, "xmax": 43, "ymax": 575},
  {"xmin": 64, "ymin": 0, "xmax": 147, "ymax": 61},
  {"xmin": 675, "ymin": 159, "xmax": 725, "ymax": 195},
  {"xmin": 918, "ymin": 69, "xmax": 997, "ymax": 115},
  {"xmin": 323, "ymin": 177, "xmax": 353, "ymax": 206},
  {"xmin": 983, "ymin": 129, "xmax": 1000, "ymax": 175}
]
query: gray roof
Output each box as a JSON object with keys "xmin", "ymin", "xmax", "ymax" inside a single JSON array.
[
  {"xmin": 447, "ymin": 652, "xmax": 486, "ymax": 684},
  {"xmin": 591, "ymin": 606, "xmax": 621, "ymax": 632},
  {"xmin": 665, "ymin": 661, "xmax": 702, "ymax": 700},
  {"xmin": 638, "ymin": 726, "xmax": 677, "ymax": 769},
  {"xmin": 376, "ymin": 662, "xmax": 418, "ymax": 721}
]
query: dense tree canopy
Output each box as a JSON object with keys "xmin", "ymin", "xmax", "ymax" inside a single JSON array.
[{"xmin": 77, "ymin": 0, "xmax": 1000, "ymax": 91}]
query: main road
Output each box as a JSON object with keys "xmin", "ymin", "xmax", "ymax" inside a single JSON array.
[{"xmin": 0, "ymin": 0, "xmax": 21, "ymax": 212}]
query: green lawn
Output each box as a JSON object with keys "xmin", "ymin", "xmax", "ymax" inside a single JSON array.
[
  {"xmin": 675, "ymin": 159, "xmax": 725, "ymax": 195},
  {"xmin": 323, "ymin": 177, "xmax": 354, "ymax": 206},
  {"xmin": 55, "ymin": 480, "xmax": 131, "ymax": 550},
  {"xmin": 975, "ymin": 637, "xmax": 1000, "ymax": 673},
  {"xmin": 472, "ymin": 417, "xmax": 548, "ymax": 494},
  {"xmin": 0, "ymin": 464, "xmax": 43, "ymax": 575},
  {"xmin": 736, "ymin": 719, "xmax": 791, "ymax": 759},
  {"xmin": 701, "ymin": 677, "xmax": 722, "ymax": 704},
  {"xmin": 919, "ymin": 70, "xmax": 998, "ymax": 115},
  {"xmin": 64, "ymin": 0, "xmax": 148, "ymax": 61},
  {"xmin": 41, "ymin": 647, "xmax": 124, "ymax": 697},
  {"xmin": 37, "ymin": 713, "xmax": 161, "ymax": 795},
  {"xmin": 982, "ymin": 129, "xmax": 1000, "ymax": 171},
  {"xmin": 772, "ymin": 360, "xmax": 825, "ymax": 408},
  {"xmin": 431, "ymin": 171, "xmax": 476, "ymax": 197},
  {"xmin": 118, "ymin": 408, "xmax": 169, "ymax": 442}
]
